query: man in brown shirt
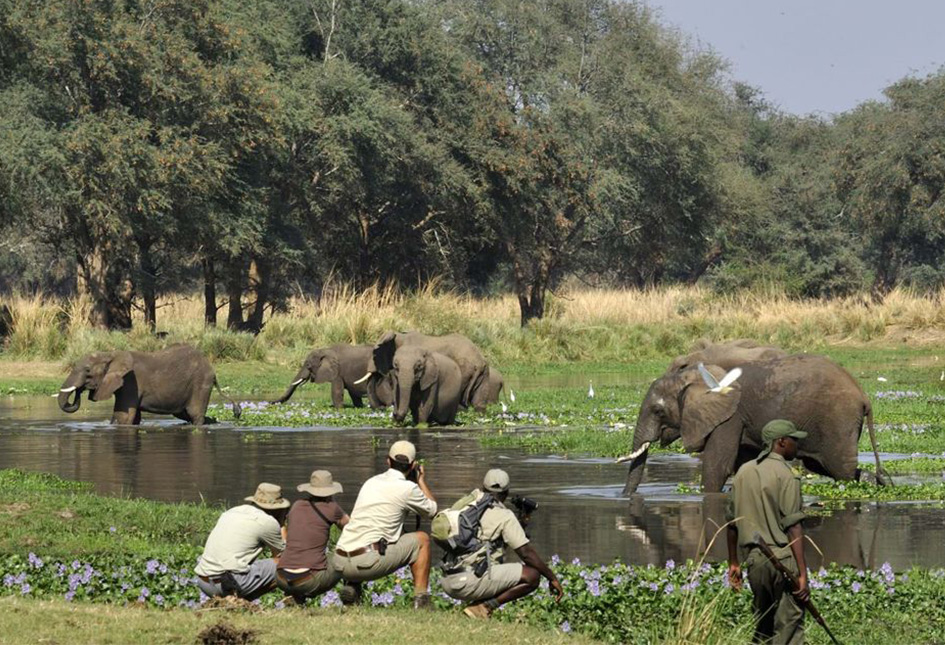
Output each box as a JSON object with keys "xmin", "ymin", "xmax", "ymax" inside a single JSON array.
[{"xmin": 276, "ymin": 470, "xmax": 349, "ymax": 603}]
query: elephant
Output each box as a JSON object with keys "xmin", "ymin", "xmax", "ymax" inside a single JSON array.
[
  {"xmin": 471, "ymin": 367, "xmax": 504, "ymax": 409},
  {"xmin": 669, "ymin": 339, "xmax": 787, "ymax": 373},
  {"xmin": 57, "ymin": 344, "xmax": 241, "ymax": 425},
  {"xmin": 619, "ymin": 354, "xmax": 887, "ymax": 496},
  {"xmin": 271, "ymin": 344, "xmax": 392, "ymax": 408},
  {"xmin": 363, "ymin": 331, "xmax": 490, "ymax": 411},
  {"xmin": 389, "ymin": 346, "xmax": 463, "ymax": 426}
]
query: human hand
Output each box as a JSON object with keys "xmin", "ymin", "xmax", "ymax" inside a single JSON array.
[
  {"xmin": 550, "ymin": 578, "xmax": 564, "ymax": 602},
  {"xmin": 792, "ymin": 574, "xmax": 810, "ymax": 604},
  {"xmin": 728, "ymin": 564, "xmax": 742, "ymax": 592}
]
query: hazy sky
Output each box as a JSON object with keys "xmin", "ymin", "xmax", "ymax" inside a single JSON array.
[{"xmin": 644, "ymin": 1, "xmax": 945, "ymax": 116}]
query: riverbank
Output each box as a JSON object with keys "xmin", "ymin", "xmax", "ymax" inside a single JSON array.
[{"xmin": 2, "ymin": 470, "xmax": 945, "ymax": 644}]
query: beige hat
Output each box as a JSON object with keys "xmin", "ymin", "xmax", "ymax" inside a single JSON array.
[
  {"xmin": 297, "ymin": 470, "xmax": 343, "ymax": 497},
  {"xmin": 389, "ymin": 440, "xmax": 417, "ymax": 464},
  {"xmin": 244, "ymin": 482, "xmax": 291, "ymax": 509},
  {"xmin": 483, "ymin": 468, "xmax": 510, "ymax": 493}
]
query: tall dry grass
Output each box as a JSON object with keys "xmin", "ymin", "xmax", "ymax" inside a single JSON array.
[{"xmin": 3, "ymin": 285, "xmax": 945, "ymax": 366}]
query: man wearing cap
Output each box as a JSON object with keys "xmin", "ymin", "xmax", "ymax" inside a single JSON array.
[
  {"xmin": 332, "ymin": 440, "xmax": 437, "ymax": 608},
  {"xmin": 440, "ymin": 468, "xmax": 564, "ymax": 619},
  {"xmin": 728, "ymin": 419, "xmax": 810, "ymax": 645},
  {"xmin": 195, "ymin": 483, "xmax": 290, "ymax": 600},
  {"xmin": 276, "ymin": 470, "xmax": 349, "ymax": 604}
]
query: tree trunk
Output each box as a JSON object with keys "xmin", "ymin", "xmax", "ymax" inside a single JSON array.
[
  {"xmin": 518, "ymin": 283, "xmax": 545, "ymax": 327},
  {"xmin": 138, "ymin": 241, "xmax": 157, "ymax": 331},
  {"xmin": 202, "ymin": 258, "xmax": 217, "ymax": 327},
  {"xmin": 245, "ymin": 257, "xmax": 267, "ymax": 335},
  {"xmin": 357, "ymin": 211, "xmax": 371, "ymax": 290},
  {"xmin": 226, "ymin": 263, "xmax": 244, "ymax": 331},
  {"xmin": 81, "ymin": 243, "xmax": 110, "ymax": 329}
]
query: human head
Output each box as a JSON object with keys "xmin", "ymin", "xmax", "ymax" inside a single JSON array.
[
  {"xmin": 757, "ymin": 420, "xmax": 807, "ymax": 462},
  {"xmin": 387, "ymin": 439, "xmax": 417, "ymax": 474},
  {"xmin": 297, "ymin": 470, "xmax": 342, "ymax": 500},
  {"xmin": 483, "ymin": 468, "xmax": 510, "ymax": 501},
  {"xmin": 245, "ymin": 482, "xmax": 291, "ymax": 522}
]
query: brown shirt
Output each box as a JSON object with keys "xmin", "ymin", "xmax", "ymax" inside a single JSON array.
[{"xmin": 278, "ymin": 498, "xmax": 345, "ymax": 571}]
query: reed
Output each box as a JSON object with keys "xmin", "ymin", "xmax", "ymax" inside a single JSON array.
[{"xmin": 3, "ymin": 285, "xmax": 945, "ymax": 366}]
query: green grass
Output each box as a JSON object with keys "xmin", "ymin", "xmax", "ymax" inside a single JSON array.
[{"xmin": 0, "ymin": 598, "xmax": 587, "ymax": 645}]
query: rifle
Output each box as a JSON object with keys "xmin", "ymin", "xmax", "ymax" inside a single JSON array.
[{"xmin": 753, "ymin": 533, "xmax": 841, "ymax": 645}]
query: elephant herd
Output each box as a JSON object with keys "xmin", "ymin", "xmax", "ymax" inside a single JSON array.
[{"xmin": 57, "ymin": 335, "xmax": 889, "ymax": 493}]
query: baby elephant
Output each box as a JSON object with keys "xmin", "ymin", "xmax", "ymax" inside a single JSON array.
[
  {"xmin": 390, "ymin": 346, "xmax": 462, "ymax": 426},
  {"xmin": 272, "ymin": 344, "xmax": 391, "ymax": 408},
  {"xmin": 57, "ymin": 344, "xmax": 240, "ymax": 425}
]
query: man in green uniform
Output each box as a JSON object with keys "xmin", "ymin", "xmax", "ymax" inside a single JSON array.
[{"xmin": 728, "ymin": 419, "xmax": 810, "ymax": 644}]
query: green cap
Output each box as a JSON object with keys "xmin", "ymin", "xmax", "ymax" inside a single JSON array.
[{"xmin": 756, "ymin": 420, "xmax": 807, "ymax": 463}]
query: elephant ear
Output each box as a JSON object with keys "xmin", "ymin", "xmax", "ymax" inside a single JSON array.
[
  {"xmin": 369, "ymin": 331, "xmax": 398, "ymax": 374},
  {"xmin": 93, "ymin": 351, "xmax": 133, "ymax": 401},
  {"xmin": 679, "ymin": 365, "xmax": 741, "ymax": 452},
  {"xmin": 313, "ymin": 352, "xmax": 340, "ymax": 382},
  {"xmin": 420, "ymin": 352, "xmax": 439, "ymax": 391}
]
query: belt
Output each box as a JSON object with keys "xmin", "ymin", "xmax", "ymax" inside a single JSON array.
[
  {"xmin": 336, "ymin": 542, "xmax": 382, "ymax": 558},
  {"xmin": 277, "ymin": 569, "xmax": 316, "ymax": 585}
]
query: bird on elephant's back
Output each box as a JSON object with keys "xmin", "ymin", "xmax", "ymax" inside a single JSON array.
[
  {"xmin": 364, "ymin": 331, "xmax": 491, "ymax": 412},
  {"xmin": 619, "ymin": 354, "xmax": 889, "ymax": 496},
  {"xmin": 57, "ymin": 344, "xmax": 241, "ymax": 425}
]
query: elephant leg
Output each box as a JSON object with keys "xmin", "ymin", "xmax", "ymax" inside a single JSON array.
[
  {"xmin": 416, "ymin": 391, "xmax": 435, "ymax": 425},
  {"xmin": 330, "ymin": 379, "xmax": 345, "ymax": 409},
  {"xmin": 174, "ymin": 411, "xmax": 194, "ymax": 424},
  {"xmin": 111, "ymin": 391, "xmax": 139, "ymax": 425},
  {"xmin": 700, "ymin": 417, "xmax": 742, "ymax": 493},
  {"xmin": 347, "ymin": 387, "xmax": 364, "ymax": 408}
]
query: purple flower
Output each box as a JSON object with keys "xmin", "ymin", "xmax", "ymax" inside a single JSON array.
[
  {"xmin": 587, "ymin": 580, "xmax": 601, "ymax": 597},
  {"xmin": 140, "ymin": 587, "xmax": 150, "ymax": 598},
  {"xmin": 551, "ymin": 555, "xmax": 561, "ymax": 566},
  {"xmin": 665, "ymin": 559, "xmax": 676, "ymax": 571},
  {"xmin": 154, "ymin": 594, "xmax": 165, "ymax": 606},
  {"xmin": 145, "ymin": 560, "xmax": 160, "ymax": 575},
  {"xmin": 20, "ymin": 583, "xmax": 31, "ymax": 595},
  {"xmin": 648, "ymin": 582, "xmax": 659, "ymax": 592},
  {"xmin": 28, "ymin": 553, "xmax": 44, "ymax": 569},
  {"xmin": 274, "ymin": 601, "xmax": 285, "ymax": 609},
  {"xmin": 851, "ymin": 582, "xmax": 861, "ymax": 593},
  {"xmin": 664, "ymin": 583, "xmax": 675, "ymax": 594},
  {"xmin": 371, "ymin": 591, "xmax": 395, "ymax": 606},
  {"xmin": 560, "ymin": 621, "xmax": 572, "ymax": 634},
  {"xmin": 571, "ymin": 557, "xmax": 581, "ymax": 566},
  {"xmin": 65, "ymin": 591, "xmax": 75, "ymax": 602},
  {"xmin": 110, "ymin": 527, "xmax": 117, "ymax": 533}
]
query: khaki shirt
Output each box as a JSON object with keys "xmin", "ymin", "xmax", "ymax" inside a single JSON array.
[
  {"xmin": 729, "ymin": 452, "xmax": 805, "ymax": 552},
  {"xmin": 456, "ymin": 499, "xmax": 529, "ymax": 568},
  {"xmin": 336, "ymin": 469, "xmax": 437, "ymax": 551},
  {"xmin": 194, "ymin": 505, "xmax": 285, "ymax": 576}
]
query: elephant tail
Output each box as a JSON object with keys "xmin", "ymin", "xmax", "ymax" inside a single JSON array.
[
  {"xmin": 214, "ymin": 378, "xmax": 242, "ymax": 420},
  {"xmin": 865, "ymin": 403, "xmax": 890, "ymax": 485}
]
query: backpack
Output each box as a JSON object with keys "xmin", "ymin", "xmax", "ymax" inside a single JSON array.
[{"xmin": 431, "ymin": 489, "xmax": 497, "ymax": 556}]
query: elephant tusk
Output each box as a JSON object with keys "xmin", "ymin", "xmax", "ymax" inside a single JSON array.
[
  {"xmin": 60, "ymin": 386, "xmax": 77, "ymax": 393},
  {"xmin": 290, "ymin": 378, "xmax": 305, "ymax": 386},
  {"xmin": 353, "ymin": 372, "xmax": 373, "ymax": 385},
  {"xmin": 615, "ymin": 441, "xmax": 650, "ymax": 464}
]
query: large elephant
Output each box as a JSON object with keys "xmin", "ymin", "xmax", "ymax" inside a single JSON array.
[
  {"xmin": 669, "ymin": 339, "xmax": 787, "ymax": 372},
  {"xmin": 471, "ymin": 367, "xmax": 504, "ymax": 409},
  {"xmin": 271, "ymin": 344, "xmax": 391, "ymax": 408},
  {"xmin": 390, "ymin": 346, "xmax": 463, "ymax": 426},
  {"xmin": 364, "ymin": 331, "xmax": 490, "ymax": 411},
  {"xmin": 57, "ymin": 344, "xmax": 240, "ymax": 425},
  {"xmin": 620, "ymin": 354, "xmax": 886, "ymax": 496}
]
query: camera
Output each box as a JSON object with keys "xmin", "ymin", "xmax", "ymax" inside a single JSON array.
[{"xmin": 510, "ymin": 495, "xmax": 539, "ymax": 517}]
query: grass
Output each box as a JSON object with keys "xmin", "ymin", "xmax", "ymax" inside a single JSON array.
[{"xmin": 0, "ymin": 598, "xmax": 587, "ymax": 645}]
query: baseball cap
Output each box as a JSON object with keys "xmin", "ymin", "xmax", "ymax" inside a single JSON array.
[
  {"xmin": 389, "ymin": 440, "xmax": 417, "ymax": 464},
  {"xmin": 483, "ymin": 468, "xmax": 510, "ymax": 493}
]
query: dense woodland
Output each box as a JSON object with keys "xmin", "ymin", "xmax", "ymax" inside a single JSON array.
[{"xmin": 1, "ymin": 0, "xmax": 943, "ymax": 330}]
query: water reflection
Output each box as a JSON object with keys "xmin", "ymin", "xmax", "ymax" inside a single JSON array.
[{"xmin": 2, "ymin": 396, "xmax": 945, "ymax": 569}]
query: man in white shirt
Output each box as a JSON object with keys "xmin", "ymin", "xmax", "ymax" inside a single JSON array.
[
  {"xmin": 195, "ymin": 483, "xmax": 289, "ymax": 600},
  {"xmin": 332, "ymin": 440, "xmax": 437, "ymax": 608}
]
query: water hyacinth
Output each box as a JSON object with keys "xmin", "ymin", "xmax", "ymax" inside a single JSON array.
[{"xmin": 874, "ymin": 391, "xmax": 922, "ymax": 400}]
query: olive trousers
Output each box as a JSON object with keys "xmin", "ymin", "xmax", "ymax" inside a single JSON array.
[{"xmin": 745, "ymin": 549, "xmax": 805, "ymax": 645}]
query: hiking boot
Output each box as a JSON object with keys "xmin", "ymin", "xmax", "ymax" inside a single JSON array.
[
  {"xmin": 413, "ymin": 592, "xmax": 432, "ymax": 610},
  {"xmin": 338, "ymin": 582, "xmax": 362, "ymax": 606},
  {"xmin": 463, "ymin": 602, "xmax": 492, "ymax": 619}
]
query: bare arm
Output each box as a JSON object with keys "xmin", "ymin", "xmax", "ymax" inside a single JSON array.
[
  {"xmin": 515, "ymin": 544, "xmax": 563, "ymax": 601},
  {"xmin": 337, "ymin": 513, "xmax": 350, "ymax": 528},
  {"xmin": 787, "ymin": 523, "xmax": 809, "ymax": 603},
  {"xmin": 416, "ymin": 464, "xmax": 436, "ymax": 505},
  {"xmin": 727, "ymin": 524, "xmax": 742, "ymax": 591}
]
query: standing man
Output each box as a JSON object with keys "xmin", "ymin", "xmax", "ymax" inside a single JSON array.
[
  {"xmin": 728, "ymin": 419, "xmax": 810, "ymax": 645},
  {"xmin": 195, "ymin": 483, "xmax": 290, "ymax": 601},
  {"xmin": 332, "ymin": 440, "xmax": 437, "ymax": 608},
  {"xmin": 439, "ymin": 469, "xmax": 564, "ymax": 618}
]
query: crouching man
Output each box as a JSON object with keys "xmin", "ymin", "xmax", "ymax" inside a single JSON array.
[
  {"xmin": 195, "ymin": 483, "xmax": 289, "ymax": 600},
  {"xmin": 331, "ymin": 440, "xmax": 438, "ymax": 608},
  {"xmin": 439, "ymin": 469, "xmax": 563, "ymax": 618}
]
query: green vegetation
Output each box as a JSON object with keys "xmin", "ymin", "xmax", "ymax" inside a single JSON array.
[{"xmin": 2, "ymin": 470, "xmax": 945, "ymax": 644}]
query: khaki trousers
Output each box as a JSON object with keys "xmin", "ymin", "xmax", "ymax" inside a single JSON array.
[{"xmin": 745, "ymin": 549, "xmax": 805, "ymax": 645}]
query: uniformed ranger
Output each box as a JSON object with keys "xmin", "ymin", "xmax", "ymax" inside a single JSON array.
[{"xmin": 727, "ymin": 419, "xmax": 810, "ymax": 645}]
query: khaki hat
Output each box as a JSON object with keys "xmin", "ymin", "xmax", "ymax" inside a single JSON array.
[
  {"xmin": 244, "ymin": 482, "xmax": 291, "ymax": 509},
  {"xmin": 756, "ymin": 420, "xmax": 808, "ymax": 463},
  {"xmin": 483, "ymin": 468, "xmax": 510, "ymax": 493},
  {"xmin": 297, "ymin": 470, "xmax": 343, "ymax": 497},
  {"xmin": 389, "ymin": 440, "xmax": 417, "ymax": 464}
]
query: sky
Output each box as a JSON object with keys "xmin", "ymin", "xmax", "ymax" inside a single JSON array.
[{"xmin": 644, "ymin": 0, "xmax": 945, "ymax": 116}]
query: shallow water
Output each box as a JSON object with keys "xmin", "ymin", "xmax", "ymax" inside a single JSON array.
[{"xmin": 2, "ymin": 395, "xmax": 945, "ymax": 570}]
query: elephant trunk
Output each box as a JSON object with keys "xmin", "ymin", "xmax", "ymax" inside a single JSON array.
[
  {"xmin": 621, "ymin": 411, "xmax": 658, "ymax": 497},
  {"xmin": 272, "ymin": 368, "xmax": 309, "ymax": 404},
  {"xmin": 57, "ymin": 371, "xmax": 84, "ymax": 414},
  {"xmin": 392, "ymin": 373, "xmax": 413, "ymax": 424}
]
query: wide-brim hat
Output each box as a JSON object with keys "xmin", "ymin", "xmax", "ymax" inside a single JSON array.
[
  {"xmin": 245, "ymin": 482, "xmax": 291, "ymax": 509},
  {"xmin": 297, "ymin": 470, "xmax": 343, "ymax": 497}
]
